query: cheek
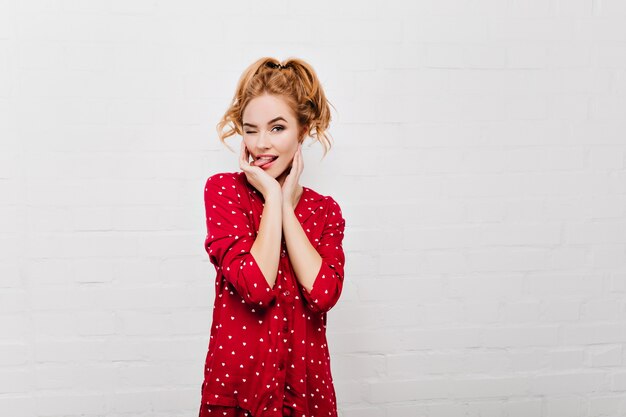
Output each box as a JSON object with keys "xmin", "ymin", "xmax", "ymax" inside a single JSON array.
[
  {"xmin": 275, "ymin": 144, "xmax": 296, "ymax": 157},
  {"xmin": 243, "ymin": 139, "xmax": 254, "ymax": 152},
  {"xmin": 285, "ymin": 140, "xmax": 299, "ymax": 155}
]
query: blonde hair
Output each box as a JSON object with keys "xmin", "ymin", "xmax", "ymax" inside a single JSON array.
[{"xmin": 216, "ymin": 57, "xmax": 335, "ymax": 158}]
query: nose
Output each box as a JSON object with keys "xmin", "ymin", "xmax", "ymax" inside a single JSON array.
[{"xmin": 255, "ymin": 129, "xmax": 271, "ymax": 150}]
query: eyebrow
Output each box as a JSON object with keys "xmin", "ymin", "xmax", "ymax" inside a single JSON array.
[{"xmin": 242, "ymin": 116, "xmax": 287, "ymax": 128}]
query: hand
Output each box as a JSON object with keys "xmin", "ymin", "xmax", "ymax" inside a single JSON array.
[
  {"xmin": 239, "ymin": 141, "xmax": 281, "ymax": 198},
  {"xmin": 281, "ymin": 144, "xmax": 304, "ymax": 209}
]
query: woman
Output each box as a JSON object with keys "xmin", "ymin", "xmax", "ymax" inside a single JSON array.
[{"xmin": 198, "ymin": 57, "xmax": 346, "ymax": 417}]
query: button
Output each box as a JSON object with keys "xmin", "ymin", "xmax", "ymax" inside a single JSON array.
[
  {"xmin": 280, "ymin": 252, "xmax": 286, "ymax": 258},
  {"xmin": 282, "ymin": 325, "xmax": 289, "ymax": 333},
  {"xmin": 278, "ymin": 363, "xmax": 284, "ymax": 371},
  {"xmin": 284, "ymin": 290, "xmax": 290, "ymax": 296}
]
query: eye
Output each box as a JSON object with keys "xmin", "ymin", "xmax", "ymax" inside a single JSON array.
[
  {"xmin": 271, "ymin": 125, "xmax": 285, "ymax": 132},
  {"xmin": 244, "ymin": 131, "xmax": 256, "ymax": 135}
]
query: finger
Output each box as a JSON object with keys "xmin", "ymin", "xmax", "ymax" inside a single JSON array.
[
  {"xmin": 239, "ymin": 141, "xmax": 246, "ymax": 164},
  {"xmin": 296, "ymin": 145, "xmax": 303, "ymax": 174},
  {"xmin": 239, "ymin": 144, "xmax": 247, "ymax": 170},
  {"xmin": 295, "ymin": 149, "xmax": 301, "ymax": 173},
  {"xmin": 240, "ymin": 143, "xmax": 253, "ymax": 172},
  {"xmin": 241, "ymin": 143, "xmax": 254, "ymax": 168}
]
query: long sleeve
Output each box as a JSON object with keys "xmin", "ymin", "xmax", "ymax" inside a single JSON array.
[
  {"xmin": 204, "ymin": 174, "xmax": 278, "ymax": 308},
  {"xmin": 300, "ymin": 196, "xmax": 346, "ymax": 314}
]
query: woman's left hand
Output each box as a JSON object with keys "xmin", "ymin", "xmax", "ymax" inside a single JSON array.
[{"xmin": 282, "ymin": 144, "xmax": 304, "ymax": 209}]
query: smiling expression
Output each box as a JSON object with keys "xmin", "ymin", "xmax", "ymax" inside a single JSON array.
[{"xmin": 242, "ymin": 94, "xmax": 305, "ymax": 186}]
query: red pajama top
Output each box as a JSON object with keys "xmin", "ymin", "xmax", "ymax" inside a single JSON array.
[{"xmin": 200, "ymin": 171, "xmax": 346, "ymax": 417}]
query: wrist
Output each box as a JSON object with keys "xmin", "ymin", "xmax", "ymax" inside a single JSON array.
[
  {"xmin": 263, "ymin": 188, "xmax": 283, "ymax": 203},
  {"xmin": 282, "ymin": 202, "xmax": 295, "ymax": 212}
]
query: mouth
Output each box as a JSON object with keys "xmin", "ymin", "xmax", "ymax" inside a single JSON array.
[{"xmin": 252, "ymin": 155, "xmax": 279, "ymax": 168}]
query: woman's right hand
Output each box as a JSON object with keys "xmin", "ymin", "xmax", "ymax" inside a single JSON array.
[{"xmin": 239, "ymin": 141, "xmax": 282, "ymax": 199}]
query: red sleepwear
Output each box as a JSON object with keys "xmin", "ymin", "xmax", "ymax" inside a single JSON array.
[{"xmin": 198, "ymin": 171, "xmax": 346, "ymax": 417}]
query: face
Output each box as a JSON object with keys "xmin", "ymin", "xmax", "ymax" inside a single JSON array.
[{"xmin": 242, "ymin": 93, "xmax": 304, "ymax": 185}]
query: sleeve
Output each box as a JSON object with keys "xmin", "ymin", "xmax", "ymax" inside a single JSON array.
[
  {"xmin": 299, "ymin": 196, "xmax": 346, "ymax": 314},
  {"xmin": 203, "ymin": 174, "xmax": 279, "ymax": 309}
]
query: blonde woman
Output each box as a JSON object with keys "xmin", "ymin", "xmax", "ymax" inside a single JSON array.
[{"xmin": 199, "ymin": 57, "xmax": 346, "ymax": 417}]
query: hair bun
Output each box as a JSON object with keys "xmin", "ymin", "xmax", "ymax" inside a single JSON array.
[{"xmin": 266, "ymin": 62, "xmax": 285, "ymax": 70}]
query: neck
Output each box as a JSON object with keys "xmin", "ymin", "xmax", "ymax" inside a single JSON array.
[{"xmin": 275, "ymin": 169, "xmax": 289, "ymax": 187}]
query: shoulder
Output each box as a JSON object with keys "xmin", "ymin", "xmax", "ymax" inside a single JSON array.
[
  {"xmin": 304, "ymin": 186, "xmax": 344, "ymax": 218},
  {"xmin": 205, "ymin": 171, "xmax": 242, "ymax": 187},
  {"xmin": 204, "ymin": 171, "xmax": 245, "ymax": 200}
]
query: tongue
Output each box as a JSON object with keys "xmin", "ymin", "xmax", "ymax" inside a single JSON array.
[{"xmin": 254, "ymin": 157, "xmax": 276, "ymax": 167}]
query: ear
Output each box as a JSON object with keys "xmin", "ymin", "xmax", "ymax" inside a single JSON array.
[{"xmin": 299, "ymin": 124, "xmax": 309, "ymax": 142}]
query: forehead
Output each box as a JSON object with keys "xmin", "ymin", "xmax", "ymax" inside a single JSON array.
[{"xmin": 242, "ymin": 94, "xmax": 296, "ymax": 122}]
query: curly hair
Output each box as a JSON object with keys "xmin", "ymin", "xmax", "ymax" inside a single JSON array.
[{"xmin": 216, "ymin": 57, "xmax": 335, "ymax": 158}]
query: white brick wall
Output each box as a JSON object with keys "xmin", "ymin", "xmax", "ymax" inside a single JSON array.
[{"xmin": 1, "ymin": 0, "xmax": 625, "ymax": 416}]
